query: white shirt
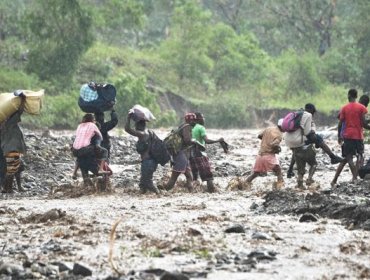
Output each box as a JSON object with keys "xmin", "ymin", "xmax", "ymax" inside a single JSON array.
[{"xmin": 284, "ymin": 111, "xmax": 313, "ymax": 148}]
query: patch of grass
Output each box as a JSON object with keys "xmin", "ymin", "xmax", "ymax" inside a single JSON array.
[
  {"xmin": 267, "ymin": 84, "xmax": 348, "ymax": 114},
  {"xmin": 141, "ymin": 247, "xmax": 163, "ymax": 258},
  {"xmin": 193, "ymin": 248, "xmax": 212, "ymax": 260}
]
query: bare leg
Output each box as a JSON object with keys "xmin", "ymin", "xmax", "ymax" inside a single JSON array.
[
  {"xmin": 273, "ymin": 165, "xmax": 284, "ymax": 182},
  {"xmin": 15, "ymin": 172, "xmax": 25, "ymax": 192},
  {"xmin": 98, "ymin": 160, "xmax": 106, "ymax": 174},
  {"xmin": 346, "ymin": 155, "xmax": 357, "ymax": 182},
  {"xmin": 320, "ymin": 142, "xmax": 343, "ymax": 164},
  {"xmin": 2, "ymin": 175, "xmax": 14, "ymax": 193},
  {"xmin": 246, "ymin": 172, "xmax": 259, "ymax": 183},
  {"xmin": 297, "ymin": 173, "xmax": 304, "ymax": 189},
  {"xmin": 165, "ymin": 171, "xmax": 181, "ymax": 191},
  {"xmin": 72, "ymin": 161, "xmax": 79, "ymax": 179},
  {"xmin": 287, "ymin": 155, "xmax": 295, "ymax": 178},
  {"xmin": 184, "ymin": 169, "xmax": 193, "ymax": 192},
  {"xmin": 206, "ymin": 179, "xmax": 217, "ymax": 193},
  {"xmin": 355, "ymin": 154, "xmax": 364, "ymax": 179},
  {"xmin": 273, "ymin": 165, "xmax": 284, "ymax": 189},
  {"xmin": 306, "ymin": 164, "xmax": 317, "ymax": 185},
  {"xmin": 331, "ymin": 161, "xmax": 347, "ymax": 187}
]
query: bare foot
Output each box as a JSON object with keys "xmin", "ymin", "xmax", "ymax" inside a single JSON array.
[
  {"xmin": 296, "ymin": 181, "xmax": 305, "ymax": 190},
  {"xmin": 274, "ymin": 180, "xmax": 284, "ymax": 189},
  {"xmin": 306, "ymin": 178, "xmax": 315, "ymax": 186}
]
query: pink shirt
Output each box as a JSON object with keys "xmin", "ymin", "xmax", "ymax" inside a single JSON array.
[{"xmin": 73, "ymin": 122, "xmax": 102, "ymax": 149}]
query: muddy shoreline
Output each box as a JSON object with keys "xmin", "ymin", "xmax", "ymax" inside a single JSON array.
[{"xmin": 1, "ymin": 128, "xmax": 370, "ymax": 279}]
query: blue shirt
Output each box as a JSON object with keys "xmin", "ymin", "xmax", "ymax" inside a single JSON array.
[{"xmin": 80, "ymin": 84, "xmax": 98, "ymax": 102}]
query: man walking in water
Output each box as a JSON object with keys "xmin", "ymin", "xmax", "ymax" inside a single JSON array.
[
  {"xmin": 286, "ymin": 104, "xmax": 343, "ymax": 178},
  {"xmin": 331, "ymin": 89, "xmax": 369, "ymax": 186}
]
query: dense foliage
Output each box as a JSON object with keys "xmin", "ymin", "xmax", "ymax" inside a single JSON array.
[{"xmin": 1, "ymin": 0, "xmax": 369, "ymax": 128}]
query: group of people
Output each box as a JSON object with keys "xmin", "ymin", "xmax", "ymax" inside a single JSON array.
[
  {"xmin": 247, "ymin": 88, "xmax": 370, "ymax": 189},
  {"xmin": 1, "ymin": 87, "xmax": 369, "ymax": 194},
  {"xmin": 124, "ymin": 111, "xmax": 225, "ymax": 194}
]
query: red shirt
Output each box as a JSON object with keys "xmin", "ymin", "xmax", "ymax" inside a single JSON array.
[{"xmin": 339, "ymin": 102, "xmax": 368, "ymax": 140}]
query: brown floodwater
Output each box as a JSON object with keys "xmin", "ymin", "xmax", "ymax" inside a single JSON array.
[{"xmin": 1, "ymin": 128, "xmax": 369, "ymax": 279}]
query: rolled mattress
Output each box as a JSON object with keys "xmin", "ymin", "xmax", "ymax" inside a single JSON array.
[{"xmin": 0, "ymin": 89, "xmax": 44, "ymax": 123}]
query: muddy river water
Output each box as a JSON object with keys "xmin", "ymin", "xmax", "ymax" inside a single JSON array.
[{"xmin": 1, "ymin": 128, "xmax": 370, "ymax": 279}]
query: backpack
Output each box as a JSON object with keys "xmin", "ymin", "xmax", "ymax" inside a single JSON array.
[
  {"xmin": 163, "ymin": 123, "xmax": 189, "ymax": 156},
  {"xmin": 281, "ymin": 110, "xmax": 304, "ymax": 132},
  {"xmin": 148, "ymin": 131, "xmax": 171, "ymax": 166}
]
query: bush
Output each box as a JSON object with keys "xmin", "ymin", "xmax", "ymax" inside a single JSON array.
[
  {"xmin": 0, "ymin": 68, "xmax": 43, "ymax": 93},
  {"xmin": 202, "ymin": 96, "xmax": 250, "ymax": 128},
  {"xmin": 267, "ymin": 84, "xmax": 348, "ymax": 114},
  {"xmin": 273, "ymin": 50, "xmax": 325, "ymax": 98},
  {"xmin": 321, "ymin": 48, "xmax": 362, "ymax": 87},
  {"xmin": 113, "ymin": 73, "xmax": 160, "ymax": 122},
  {"xmin": 23, "ymin": 91, "xmax": 81, "ymax": 129},
  {"xmin": 153, "ymin": 109, "xmax": 178, "ymax": 128}
]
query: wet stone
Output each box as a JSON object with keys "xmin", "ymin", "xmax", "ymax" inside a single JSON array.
[
  {"xmin": 182, "ymin": 270, "xmax": 208, "ymax": 278},
  {"xmin": 250, "ymin": 202, "xmax": 259, "ymax": 210},
  {"xmin": 362, "ymin": 219, "xmax": 370, "ymax": 231},
  {"xmin": 187, "ymin": 227, "xmax": 202, "ymax": 236},
  {"xmin": 299, "ymin": 213, "xmax": 319, "ymax": 222},
  {"xmin": 225, "ymin": 224, "xmax": 245, "ymax": 233},
  {"xmin": 247, "ymin": 250, "xmax": 277, "ymax": 261},
  {"xmin": 251, "ymin": 232, "xmax": 270, "ymax": 240},
  {"xmin": 0, "ymin": 263, "xmax": 24, "ymax": 276},
  {"xmin": 142, "ymin": 268, "xmax": 166, "ymax": 276},
  {"xmin": 160, "ymin": 271, "xmax": 189, "ymax": 280},
  {"xmin": 72, "ymin": 263, "xmax": 92, "ymax": 277},
  {"xmin": 51, "ymin": 262, "xmax": 73, "ymax": 272}
]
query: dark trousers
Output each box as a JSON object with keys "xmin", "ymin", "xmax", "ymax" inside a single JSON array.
[
  {"xmin": 140, "ymin": 159, "xmax": 158, "ymax": 192},
  {"xmin": 0, "ymin": 149, "xmax": 5, "ymax": 186}
]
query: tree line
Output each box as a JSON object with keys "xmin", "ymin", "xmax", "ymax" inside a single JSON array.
[{"xmin": 0, "ymin": 0, "xmax": 369, "ymax": 128}]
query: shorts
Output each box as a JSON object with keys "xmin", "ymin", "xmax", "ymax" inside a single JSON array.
[
  {"xmin": 342, "ymin": 139, "xmax": 364, "ymax": 157},
  {"xmin": 253, "ymin": 154, "xmax": 279, "ymax": 174},
  {"xmin": 293, "ymin": 145, "xmax": 317, "ymax": 175},
  {"xmin": 190, "ymin": 156, "xmax": 213, "ymax": 181},
  {"xmin": 172, "ymin": 150, "xmax": 190, "ymax": 173}
]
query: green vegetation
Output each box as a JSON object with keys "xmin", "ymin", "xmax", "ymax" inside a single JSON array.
[{"xmin": 0, "ymin": 0, "xmax": 369, "ymax": 128}]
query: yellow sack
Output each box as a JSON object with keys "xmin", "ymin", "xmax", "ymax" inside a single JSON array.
[
  {"xmin": 0, "ymin": 89, "xmax": 44, "ymax": 124},
  {"xmin": 22, "ymin": 90, "xmax": 44, "ymax": 115}
]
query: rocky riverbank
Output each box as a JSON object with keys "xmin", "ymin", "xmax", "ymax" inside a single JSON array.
[{"xmin": 1, "ymin": 128, "xmax": 369, "ymax": 279}]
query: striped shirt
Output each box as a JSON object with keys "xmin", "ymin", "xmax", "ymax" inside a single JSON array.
[
  {"xmin": 73, "ymin": 122, "xmax": 102, "ymax": 149},
  {"xmin": 80, "ymin": 84, "xmax": 98, "ymax": 102}
]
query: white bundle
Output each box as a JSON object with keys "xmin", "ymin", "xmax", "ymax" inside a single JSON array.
[{"xmin": 129, "ymin": 104, "xmax": 156, "ymax": 122}]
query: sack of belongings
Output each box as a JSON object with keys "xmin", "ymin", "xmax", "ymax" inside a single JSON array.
[
  {"xmin": 0, "ymin": 89, "xmax": 44, "ymax": 123},
  {"xmin": 78, "ymin": 82, "xmax": 116, "ymax": 113},
  {"xmin": 128, "ymin": 104, "xmax": 156, "ymax": 122}
]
